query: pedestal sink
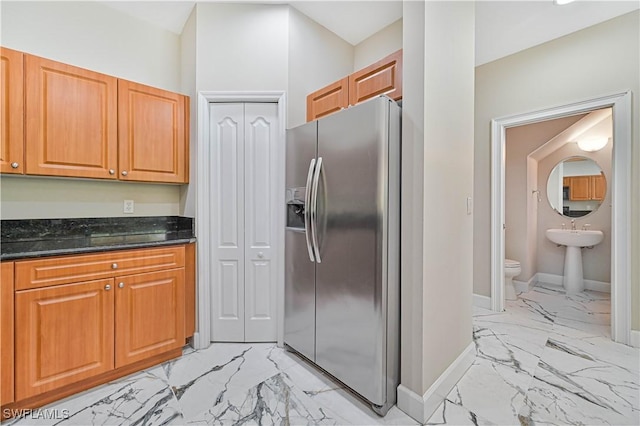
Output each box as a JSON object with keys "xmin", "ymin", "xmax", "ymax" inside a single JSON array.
[{"xmin": 545, "ymin": 229, "xmax": 604, "ymax": 293}]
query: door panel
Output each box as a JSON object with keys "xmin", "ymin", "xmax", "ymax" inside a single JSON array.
[
  {"xmin": 211, "ymin": 103, "xmax": 245, "ymax": 341},
  {"xmin": 15, "ymin": 279, "xmax": 115, "ymax": 400},
  {"xmin": 244, "ymin": 103, "xmax": 278, "ymax": 341},
  {"xmin": 1, "ymin": 263, "xmax": 15, "ymax": 405},
  {"xmin": 1, "ymin": 47, "xmax": 24, "ymax": 174},
  {"xmin": 115, "ymin": 269, "xmax": 185, "ymax": 367},
  {"xmin": 284, "ymin": 121, "xmax": 317, "ymax": 360},
  {"xmin": 314, "ymin": 98, "xmax": 388, "ymax": 404},
  {"xmin": 25, "ymin": 55, "xmax": 118, "ymax": 179}
]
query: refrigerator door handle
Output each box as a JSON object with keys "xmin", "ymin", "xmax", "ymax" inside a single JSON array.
[
  {"xmin": 310, "ymin": 156, "xmax": 323, "ymax": 263},
  {"xmin": 304, "ymin": 158, "xmax": 316, "ymax": 262}
]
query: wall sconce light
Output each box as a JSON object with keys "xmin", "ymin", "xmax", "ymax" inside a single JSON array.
[{"xmin": 577, "ymin": 137, "xmax": 608, "ymax": 152}]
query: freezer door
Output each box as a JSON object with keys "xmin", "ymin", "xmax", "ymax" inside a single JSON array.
[
  {"xmin": 314, "ymin": 97, "xmax": 392, "ymax": 405},
  {"xmin": 284, "ymin": 121, "xmax": 317, "ymax": 361}
]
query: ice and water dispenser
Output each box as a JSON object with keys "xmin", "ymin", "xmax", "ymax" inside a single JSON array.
[{"xmin": 285, "ymin": 187, "xmax": 306, "ymax": 229}]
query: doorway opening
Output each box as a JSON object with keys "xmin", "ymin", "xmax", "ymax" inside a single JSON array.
[{"xmin": 490, "ymin": 91, "xmax": 631, "ymax": 345}]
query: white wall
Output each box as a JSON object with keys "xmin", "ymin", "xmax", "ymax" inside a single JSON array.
[
  {"xmin": 0, "ymin": 1, "xmax": 183, "ymax": 219},
  {"xmin": 474, "ymin": 11, "xmax": 640, "ymax": 331},
  {"xmin": 353, "ymin": 19, "xmax": 402, "ymax": 71},
  {"xmin": 399, "ymin": 2, "xmax": 474, "ymax": 420},
  {"xmin": 288, "ymin": 7, "xmax": 354, "ymax": 129},
  {"xmin": 194, "ymin": 3, "xmax": 289, "ymax": 94}
]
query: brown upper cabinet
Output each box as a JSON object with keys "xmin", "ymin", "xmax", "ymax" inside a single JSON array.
[
  {"xmin": 25, "ymin": 54, "xmax": 119, "ymax": 179},
  {"xmin": 118, "ymin": 80, "xmax": 187, "ymax": 183},
  {"xmin": 306, "ymin": 49, "xmax": 403, "ymax": 122},
  {"xmin": 1, "ymin": 48, "xmax": 189, "ymax": 184},
  {"xmin": 306, "ymin": 77, "xmax": 349, "ymax": 122},
  {"xmin": 565, "ymin": 174, "xmax": 606, "ymax": 202},
  {"xmin": 1, "ymin": 48, "xmax": 25, "ymax": 174}
]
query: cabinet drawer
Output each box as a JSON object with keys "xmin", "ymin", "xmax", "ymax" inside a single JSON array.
[{"xmin": 15, "ymin": 246, "xmax": 185, "ymax": 290}]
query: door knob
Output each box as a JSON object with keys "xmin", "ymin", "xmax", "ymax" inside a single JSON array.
[
  {"xmin": 111, "ymin": 263, "xmax": 118, "ymax": 269},
  {"xmin": 105, "ymin": 284, "xmax": 111, "ymax": 291},
  {"xmin": 258, "ymin": 252, "xmax": 264, "ymax": 259},
  {"xmin": 118, "ymin": 282, "xmax": 125, "ymax": 288},
  {"xmin": 10, "ymin": 162, "xmax": 19, "ymax": 169},
  {"xmin": 121, "ymin": 170, "xmax": 128, "ymax": 176},
  {"xmin": 109, "ymin": 169, "xmax": 115, "ymax": 175}
]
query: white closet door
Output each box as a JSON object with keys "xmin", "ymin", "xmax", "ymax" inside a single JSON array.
[
  {"xmin": 244, "ymin": 103, "xmax": 278, "ymax": 341},
  {"xmin": 210, "ymin": 103, "xmax": 245, "ymax": 342},
  {"xmin": 210, "ymin": 102, "xmax": 279, "ymax": 343}
]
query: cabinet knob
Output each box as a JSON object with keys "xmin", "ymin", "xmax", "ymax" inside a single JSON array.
[
  {"xmin": 109, "ymin": 169, "xmax": 115, "ymax": 175},
  {"xmin": 111, "ymin": 263, "xmax": 118, "ymax": 269},
  {"xmin": 10, "ymin": 162, "xmax": 19, "ymax": 169},
  {"xmin": 105, "ymin": 284, "xmax": 111, "ymax": 291},
  {"xmin": 121, "ymin": 170, "xmax": 128, "ymax": 176},
  {"xmin": 118, "ymin": 282, "xmax": 125, "ymax": 289},
  {"xmin": 258, "ymin": 252, "xmax": 264, "ymax": 259}
]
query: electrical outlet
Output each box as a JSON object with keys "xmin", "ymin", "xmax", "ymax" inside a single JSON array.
[{"xmin": 123, "ymin": 200, "xmax": 134, "ymax": 214}]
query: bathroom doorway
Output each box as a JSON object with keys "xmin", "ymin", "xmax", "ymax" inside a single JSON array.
[{"xmin": 490, "ymin": 91, "xmax": 632, "ymax": 345}]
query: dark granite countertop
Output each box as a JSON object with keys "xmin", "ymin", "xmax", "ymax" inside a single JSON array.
[{"xmin": 1, "ymin": 216, "xmax": 195, "ymax": 260}]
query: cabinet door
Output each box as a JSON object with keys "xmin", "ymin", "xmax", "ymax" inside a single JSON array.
[
  {"xmin": 591, "ymin": 174, "xmax": 606, "ymax": 201},
  {"xmin": 349, "ymin": 49, "xmax": 402, "ymax": 106},
  {"xmin": 15, "ymin": 279, "xmax": 115, "ymax": 400},
  {"xmin": 306, "ymin": 77, "xmax": 349, "ymax": 122},
  {"xmin": 25, "ymin": 55, "xmax": 118, "ymax": 179},
  {"xmin": 115, "ymin": 269, "xmax": 185, "ymax": 368},
  {"xmin": 1, "ymin": 262, "xmax": 14, "ymax": 405},
  {"xmin": 1, "ymin": 48, "xmax": 24, "ymax": 174},
  {"xmin": 568, "ymin": 176, "xmax": 591, "ymax": 201},
  {"xmin": 118, "ymin": 80, "xmax": 187, "ymax": 183}
]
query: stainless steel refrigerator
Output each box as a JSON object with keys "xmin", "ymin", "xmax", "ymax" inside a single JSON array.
[{"xmin": 284, "ymin": 96, "xmax": 400, "ymax": 415}]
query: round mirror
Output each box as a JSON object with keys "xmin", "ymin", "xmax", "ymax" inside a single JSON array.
[{"xmin": 546, "ymin": 156, "xmax": 606, "ymax": 218}]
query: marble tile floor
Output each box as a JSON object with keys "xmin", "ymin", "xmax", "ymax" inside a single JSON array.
[{"xmin": 4, "ymin": 282, "xmax": 637, "ymax": 426}]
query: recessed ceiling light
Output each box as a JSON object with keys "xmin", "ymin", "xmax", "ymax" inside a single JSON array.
[{"xmin": 554, "ymin": 0, "xmax": 577, "ymax": 5}]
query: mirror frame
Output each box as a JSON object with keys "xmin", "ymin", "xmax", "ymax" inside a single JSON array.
[{"xmin": 546, "ymin": 155, "xmax": 606, "ymax": 219}]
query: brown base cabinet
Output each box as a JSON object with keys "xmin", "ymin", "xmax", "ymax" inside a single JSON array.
[
  {"xmin": 2, "ymin": 244, "xmax": 193, "ymax": 417},
  {"xmin": 1, "ymin": 262, "xmax": 15, "ymax": 406}
]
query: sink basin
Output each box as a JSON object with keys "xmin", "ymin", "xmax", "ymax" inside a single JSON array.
[
  {"xmin": 545, "ymin": 228, "xmax": 603, "ymax": 294},
  {"xmin": 545, "ymin": 229, "xmax": 604, "ymax": 247}
]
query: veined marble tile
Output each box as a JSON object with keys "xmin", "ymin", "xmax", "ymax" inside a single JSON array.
[
  {"xmin": 283, "ymin": 361, "xmax": 418, "ymax": 426},
  {"xmin": 184, "ymin": 372, "xmax": 346, "ymax": 425},
  {"xmin": 519, "ymin": 332, "xmax": 640, "ymax": 425},
  {"xmin": 426, "ymin": 398, "xmax": 495, "ymax": 425},
  {"xmin": 5, "ymin": 368, "xmax": 182, "ymax": 426},
  {"xmin": 439, "ymin": 356, "xmax": 531, "ymax": 425},
  {"xmin": 163, "ymin": 343, "xmax": 301, "ymax": 419}
]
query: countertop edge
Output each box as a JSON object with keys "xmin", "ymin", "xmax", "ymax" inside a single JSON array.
[{"xmin": 0, "ymin": 237, "xmax": 197, "ymax": 261}]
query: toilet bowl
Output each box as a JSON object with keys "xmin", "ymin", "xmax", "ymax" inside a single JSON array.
[{"xmin": 504, "ymin": 259, "xmax": 521, "ymax": 301}]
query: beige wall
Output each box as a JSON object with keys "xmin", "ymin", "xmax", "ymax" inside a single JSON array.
[
  {"xmin": 474, "ymin": 11, "xmax": 640, "ymax": 331},
  {"xmin": 288, "ymin": 7, "xmax": 354, "ymax": 129},
  {"xmin": 505, "ymin": 115, "xmax": 585, "ymax": 282},
  {"xmin": 0, "ymin": 1, "xmax": 183, "ymax": 220},
  {"xmin": 400, "ymin": 0, "xmax": 474, "ymax": 404},
  {"xmin": 536, "ymin": 118, "xmax": 612, "ymax": 283},
  {"xmin": 353, "ymin": 19, "xmax": 402, "ymax": 71}
]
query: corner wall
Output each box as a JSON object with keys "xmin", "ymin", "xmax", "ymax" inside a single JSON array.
[
  {"xmin": 353, "ymin": 19, "xmax": 402, "ymax": 71},
  {"xmin": 474, "ymin": 11, "xmax": 640, "ymax": 331}
]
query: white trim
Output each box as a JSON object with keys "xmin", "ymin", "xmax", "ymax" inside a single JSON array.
[
  {"xmin": 397, "ymin": 343, "xmax": 475, "ymax": 423},
  {"xmin": 631, "ymin": 330, "xmax": 640, "ymax": 349},
  {"xmin": 513, "ymin": 274, "xmax": 536, "ymax": 293},
  {"xmin": 535, "ymin": 273, "xmax": 611, "ymax": 293},
  {"xmin": 473, "ymin": 293, "xmax": 491, "ymax": 310},
  {"xmin": 195, "ymin": 91, "xmax": 287, "ymax": 349},
  {"xmin": 490, "ymin": 91, "xmax": 632, "ymax": 346}
]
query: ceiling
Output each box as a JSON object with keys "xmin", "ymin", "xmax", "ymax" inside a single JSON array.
[{"xmin": 99, "ymin": 0, "xmax": 640, "ymax": 66}]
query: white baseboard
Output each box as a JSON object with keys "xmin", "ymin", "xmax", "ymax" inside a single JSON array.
[
  {"xmin": 535, "ymin": 273, "xmax": 610, "ymax": 293},
  {"xmin": 513, "ymin": 275, "xmax": 536, "ymax": 293},
  {"xmin": 631, "ymin": 330, "xmax": 640, "ymax": 349},
  {"xmin": 397, "ymin": 342, "xmax": 475, "ymax": 423},
  {"xmin": 473, "ymin": 293, "xmax": 491, "ymax": 310}
]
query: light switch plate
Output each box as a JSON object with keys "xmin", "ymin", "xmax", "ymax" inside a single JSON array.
[{"xmin": 123, "ymin": 200, "xmax": 134, "ymax": 214}]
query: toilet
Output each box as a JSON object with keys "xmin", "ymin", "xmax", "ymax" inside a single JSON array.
[{"xmin": 504, "ymin": 259, "xmax": 521, "ymax": 301}]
